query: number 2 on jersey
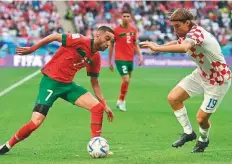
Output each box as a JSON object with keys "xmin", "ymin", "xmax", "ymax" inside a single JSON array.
[{"xmin": 45, "ymin": 89, "xmax": 53, "ymax": 101}]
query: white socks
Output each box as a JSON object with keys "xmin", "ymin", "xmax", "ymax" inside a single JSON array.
[
  {"xmin": 199, "ymin": 126, "xmax": 210, "ymax": 142},
  {"xmin": 174, "ymin": 106, "xmax": 211, "ymax": 142},
  {"xmin": 174, "ymin": 106, "xmax": 193, "ymax": 134}
]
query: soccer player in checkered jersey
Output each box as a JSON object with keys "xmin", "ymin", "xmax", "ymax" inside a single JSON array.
[
  {"xmin": 140, "ymin": 8, "xmax": 231, "ymax": 153},
  {"xmin": 0, "ymin": 26, "xmax": 114, "ymax": 155},
  {"xmin": 108, "ymin": 9, "xmax": 143, "ymax": 112}
]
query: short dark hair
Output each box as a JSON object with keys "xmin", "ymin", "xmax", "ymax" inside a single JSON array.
[
  {"xmin": 97, "ymin": 26, "xmax": 114, "ymax": 35},
  {"xmin": 122, "ymin": 3, "xmax": 132, "ymax": 14},
  {"xmin": 122, "ymin": 10, "xmax": 131, "ymax": 14}
]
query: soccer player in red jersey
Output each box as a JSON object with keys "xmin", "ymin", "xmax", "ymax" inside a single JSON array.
[
  {"xmin": 0, "ymin": 26, "xmax": 115, "ymax": 155},
  {"xmin": 108, "ymin": 9, "xmax": 143, "ymax": 112}
]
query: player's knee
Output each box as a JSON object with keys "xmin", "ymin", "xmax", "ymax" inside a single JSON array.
[
  {"xmin": 31, "ymin": 115, "xmax": 45, "ymax": 127},
  {"xmin": 32, "ymin": 104, "xmax": 49, "ymax": 126},
  {"xmin": 31, "ymin": 118, "xmax": 43, "ymax": 127},
  {"xmin": 167, "ymin": 93, "xmax": 178, "ymax": 104},
  {"xmin": 123, "ymin": 78, "xmax": 130, "ymax": 84}
]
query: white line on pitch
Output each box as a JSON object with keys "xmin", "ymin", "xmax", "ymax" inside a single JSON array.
[{"xmin": 0, "ymin": 69, "xmax": 41, "ymax": 97}]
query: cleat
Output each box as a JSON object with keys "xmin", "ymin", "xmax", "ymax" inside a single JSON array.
[
  {"xmin": 172, "ymin": 131, "xmax": 196, "ymax": 148},
  {"xmin": 116, "ymin": 100, "xmax": 121, "ymax": 109},
  {"xmin": 118, "ymin": 102, "xmax": 127, "ymax": 112},
  {"xmin": 192, "ymin": 140, "xmax": 209, "ymax": 153},
  {"xmin": 0, "ymin": 144, "xmax": 10, "ymax": 155},
  {"xmin": 116, "ymin": 100, "xmax": 127, "ymax": 111}
]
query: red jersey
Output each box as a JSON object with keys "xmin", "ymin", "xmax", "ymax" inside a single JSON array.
[
  {"xmin": 114, "ymin": 25, "xmax": 137, "ymax": 61},
  {"xmin": 42, "ymin": 34, "xmax": 101, "ymax": 83}
]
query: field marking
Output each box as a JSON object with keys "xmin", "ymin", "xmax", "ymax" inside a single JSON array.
[{"xmin": 0, "ymin": 69, "xmax": 41, "ymax": 97}]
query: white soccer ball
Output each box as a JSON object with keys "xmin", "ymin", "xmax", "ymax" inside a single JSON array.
[{"xmin": 87, "ymin": 137, "xmax": 109, "ymax": 158}]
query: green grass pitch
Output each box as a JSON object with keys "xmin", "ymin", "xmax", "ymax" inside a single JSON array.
[{"xmin": 0, "ymin": 67, "xmax": 232, "ymax": 164}]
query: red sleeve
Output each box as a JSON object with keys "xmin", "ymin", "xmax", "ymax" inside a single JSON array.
[
  {"xmin": 86, "ymin": 53, "xmax": 101, "ymax": 77},
  {"xmin": 62, "ymin": 33, "xmax": 82, "ymax": 47},
  {"xmin": 113, "ymin": 27, "xmax": 118, "ymax": 42},
  {"xmin": 185, "ymin": 26, "xmax": 204, "ymax": 46}
]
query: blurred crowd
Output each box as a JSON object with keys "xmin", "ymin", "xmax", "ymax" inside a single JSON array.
[
  {"xmin": 67, "ymin": 1, "xmax": 232, "ymax": 46},
  {"xmin": 0, "ymin": 0, "xmax": 64, "ymax": 38},
  {"xmin": 0, "ymin": 1, "xmax": 231, "ymax": 57}
]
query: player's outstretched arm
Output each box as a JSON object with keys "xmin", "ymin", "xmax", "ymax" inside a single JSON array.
[
  {"xmin": 163, "ymin": 40, "xmax": 179, "ymax": 46},
  {"xmin": 108, "ymin": 41, "xmax": 114, "ymax": 72},
  {"xmin": 90, "ymin": 77, "xmax": 114, "ymax": 122},
  {"xmin": 139, "ymin": 40, "xmax": 193, "ymax": 53},
  {"xmin": 134, "ymin": 44, "xmax": 143, "ymax": 66},
  {"xmin": 16, "ymin": 34, "xmax": 62, "ymax": 55}
]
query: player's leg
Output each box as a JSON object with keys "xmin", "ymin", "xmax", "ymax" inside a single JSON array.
[
  {"xmin": 118, "ymin": 62, "xmax": 133, "ymax": 111},
  {"xmin": 62, "ymin": 84, "xmax": 114, "ymax": 155},
  {"xmin": 75, "ymin": 92, "xmax": 104, "ymax": 138},
  {"xmin": 0, "ymin": 106, "xmax": 52, "ymax": 155},
  {"xmin": 0, "ymin": 75, "xmax": 58, "ymax": 155},
  {"xmin": 191, "ymin": 109, "xmax": 211, "ymax": 153},
  {"xmin": 192, "ymin": 80, "xmax": 231, "ymax": 153},
  {"xmin": 0, "ymin": 111, "xmax": 47, "ymax": 155},
  {"xmin": 169, "ymin": 70, "xmax": 203, "ymax": 148},
  {"xmin": 115, "ymin": 60, "xmax": 132, "ymax": 111},
  {"xmin": 61, "ymin": 83, "xmax": 104, "ymax": 138},
  {"xmin": 117, "ymin": 74, "xmax": 130, "ymax": 111},
  {"xmin": 168, "ymin": 86, "xmax": 197, "ymax": 148},
  {"xmin": 120, "ymin": 62, "xmax": 133, "ymax": 102}
]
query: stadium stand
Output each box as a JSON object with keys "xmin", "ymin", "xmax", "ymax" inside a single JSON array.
[
  {"xmin": 0, "ymin": 1, "xmax": 64, "ymax": 38},
  {"xmin": 0, "ymin": 1, "xmax": 231, "ymax": 57},
  {"xmin": 67, "ymin": 1, "xmax": 232, "ymax": 46}
]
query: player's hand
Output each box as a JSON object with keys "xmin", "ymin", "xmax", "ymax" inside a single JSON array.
[
  {"xmin": 139, "ymin": 41, "xmax": 158, "ymax": 52},
  {"xmin": 138, "ymin": 55, "xmax": 143, "ymax": 66},
  {"xmin": 109, "ymin": 63, "xmax": 114, "ymax": 72},
  {"xmin": 104, "ymin": 106, "xmax": 114, "ymax": 122},
  {"xmin": 16, "ymin": 47, "xmax": 34, "ymax": 55}
]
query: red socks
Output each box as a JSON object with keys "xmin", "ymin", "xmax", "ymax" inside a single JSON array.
[
  {"xmin": 90, "ymin": 103, "xmax": 104, "ymax": 138},
  {"xmin": 9, "ymin": 120, "xmax": 38, "ymax": 148},
  {"xmin": 7, "ymin": 104, "xmax": 105, "ymax": 146},
  {"xmin": 119, "ymin": 81, "xmax": 129, "ymax": 101}
]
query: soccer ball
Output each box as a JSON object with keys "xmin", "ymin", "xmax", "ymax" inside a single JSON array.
[{"xmin": 87, "ymin": 137, "xmax": 109, "ymax": 158}]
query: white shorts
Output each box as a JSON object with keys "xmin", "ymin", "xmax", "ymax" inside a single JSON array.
[{"xmin": 177, "ymin": 69, "xmax": 231, "ymax": 113}]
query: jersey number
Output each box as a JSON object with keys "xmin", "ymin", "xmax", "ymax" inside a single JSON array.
[
  {"xmin": 206, "ymin": 98, "xmax": 217, "ymax": 110},
  {"xmin": 45, "ymin": 89, "xmax": 53, "ymax": 101},
  {"xmin": 127, "ymin": 35, "xmax": 131, "ymax": 44},
  {"xmin": 122, "ymin": 65, "xmax": 128, "ymax": 74}
]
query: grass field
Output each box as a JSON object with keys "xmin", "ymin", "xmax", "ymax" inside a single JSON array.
[{"xmin": 0, "ymin": 67, "xmax": 232, "ymax": 164}]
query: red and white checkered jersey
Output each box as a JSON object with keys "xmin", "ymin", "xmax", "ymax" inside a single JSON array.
[{"xmin": 178, "ymin": 26, "xmax": 231, "ymax": 85}]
